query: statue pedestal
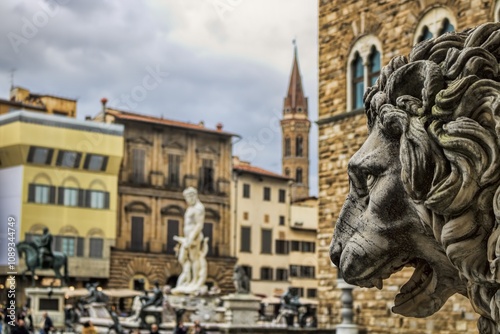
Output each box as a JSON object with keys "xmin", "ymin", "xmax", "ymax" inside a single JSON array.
[
  {"xmin": 25, "ymin": 288, "xmax": 66, "ymax": 329},
  {"xmin": 221, "ymin": 294, "xmax": 260, "ymax": 325}
]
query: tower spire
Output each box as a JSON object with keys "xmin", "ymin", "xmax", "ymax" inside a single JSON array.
[{"xmin": 284, "ymin": 40, "xmax": 307, "ymax": 115}]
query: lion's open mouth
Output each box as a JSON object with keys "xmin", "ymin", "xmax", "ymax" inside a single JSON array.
[{"xmin": 392, "ymin": 259, "xmax": 437, "ymax": 316}]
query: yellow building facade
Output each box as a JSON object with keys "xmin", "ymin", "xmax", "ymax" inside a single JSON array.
[
  {"xmin": 231, "ymin": 157, "xmax": 318, "ymax": 302},
  {"xmin": 0, "ymin": 110, "xmax": 123, "ymax": 286}
]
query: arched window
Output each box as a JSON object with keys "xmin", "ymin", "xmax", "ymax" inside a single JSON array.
[
  {"xmin": 296, "ymin": 168, "xmax": 303, "ymax": 184},
  {"xmin": 285, "ymin": 168, "xmax": 290, "ymax": 177},
  {"xmin": 295, "ymin": 136, "xmax": 303, "ymax": 157},
  {"xmin": 417, "ymin": 26, "xmax": 433, "ymax": 43},
  {"xmin": 368, "ymin": 47, "xmax": 381, "ymax": 86},
  {"xmin": 414, "ymin": 7, "xmax": 456, "ymax": 45},
  {"xmin": 438, "ymin": 18, "xmax": 454, "ymax": 35},
  {"xmin": 284, "ymin": 137, "xmax": 291, "ymax": 157},
  {"xmin": 351, "ymin": 52, "xmax": 364, "ymax": 110},
  {"xmin": 347, "ymin": 35, "xmax": 383, "ymax": 112}
]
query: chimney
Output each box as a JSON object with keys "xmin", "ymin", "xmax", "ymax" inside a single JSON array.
[
  {"xmin": 101, "ymin": 97, "xmax": 108, "ymax": 123},
  {"xmin": 199, "ymin": 121, "xmax": 205, "ymax": 127},
  {"xmin": 216, "ymin": 122, "xmax": 223, "ymax": 131}
]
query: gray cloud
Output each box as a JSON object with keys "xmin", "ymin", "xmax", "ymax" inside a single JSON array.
[{"xmin": 0, "ymin": 0, "xmax": 318, "ymax": 195}]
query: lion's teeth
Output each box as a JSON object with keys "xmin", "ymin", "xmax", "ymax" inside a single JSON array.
[{"xmin": 374, "ymin": 279, "xmax": 383, "ymax": 290}]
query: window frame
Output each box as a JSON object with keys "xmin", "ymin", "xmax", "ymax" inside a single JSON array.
[
  {"xmin": 295, "ymin": 136, "xmax": 303, "ymax": 157},
  {"xmin": 263, "ymin": 187, "xmax": 271, "ymax": 201},
  {"xmin": 27, "ymin": 146, "xmax": 54, "ymax": 165},
  {"xmin": 89, "ymin": 238, "xmax": 104, "ymax": 258},
  {"xmin": 413, "ymin": 7, "xmax": 456, "ymax": 45},
  {"xmin": 278, "ymin": 189, "xmax": 286, "ymax": 203},
  {"xmin": 261, "ymin": 229, "xmax": 272, "ymax": 254},
  {"xmin": 260, "ymin": 267, "xmax": 273, "ymax": 281},
  {"xmin": 56, "ymin": 150, "xmax": 82, "ymax": 168},
  {"xmin": 167, "ymin": 154, "xmax": 181, "ymax": 188},
  {"xmin": 346, "ymin": 35, "xmax": 383, "ymax": 112},
  {"xmin": 284, "ymin": 137, "xmax": 291, "ymax": 157},
  {"xmin": 131, "ymin": 148, "xmax": 146, "ymax": 184},
  {"xmin": 240, "ymin": 226, "xmax": 251, "ymax": 253},
  {"xmin": 84, "ymin": 154, "xmax": 108, "ymax": 172},
  {"xmin": 243, "ymin": 183, "xmax": 251, "ymax": 198}
]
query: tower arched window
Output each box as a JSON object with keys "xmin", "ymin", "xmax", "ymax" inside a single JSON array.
[
  {"xmin": 414, "ymin": 7, "xmax": 456, "ymax": 45},
  {"xmin": 296, "ymin": 168, "xmax": 303, "ymax": 184},
  {"xmin": 347, "ymin": 35, "xmax": 383, "ymax": 112},
  {"xmin": 295, "ymin": 136, "xmax": 303, "ymax": 157},
  {"xmin": 284, "ymin": 137, "xmax": 291, "ymax": 157},
  {"xmin": 285, "ymin": 168, "xmax": 290, "ymax": 177}
]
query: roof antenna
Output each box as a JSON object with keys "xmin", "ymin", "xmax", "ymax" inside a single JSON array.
[{"xmin": 10, "ymin": 68, "xmax": 16, "ymax": 90}]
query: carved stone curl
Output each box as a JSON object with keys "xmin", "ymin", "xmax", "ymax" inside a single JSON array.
[{"xmin": 330, "ymin": 22, "xmax": 500, "ymax": 334}]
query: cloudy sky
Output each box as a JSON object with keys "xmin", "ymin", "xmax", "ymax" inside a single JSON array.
[{"xmin": 0, "ymin": 0, "xmax": 319, "ymax": 195}]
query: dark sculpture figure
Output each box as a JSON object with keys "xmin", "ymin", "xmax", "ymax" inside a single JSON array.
[
  {"xmin": 233, "ymin": 265, "xmax": 250, "ymax": 294},
  {"xmin": 35, "ymin": 228, "xmax": 53, "ymax": 268},
  {"xmin": 329, "ymin": 22, "xmax": 500, "ymax": 333},
  {"xmin": 81, "ymin": 282, "xmax": 109, "ymax": 304},
  {"xmin": 108, "ymin": 305, "xmax": 125, "ymax": 334},
  {"xmin": 277, "ymin": 288, "xmax": 300, "ymax": 327},
  {"xmin": 137, "ymin": 281, "xmax": 164, "ymax": 328},
  {"xmin": 16, "ymin": 229, "xmax": 68, "ymax": 286}
]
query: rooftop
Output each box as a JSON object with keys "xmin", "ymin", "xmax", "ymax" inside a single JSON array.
[
  {"xmin": 233, "ymin": 157, "xmax": 290, "ymax": 181},
  {"xmin": 104, "ymin": 108, "xmax": 238, "ymax": 138},
  {"xmin": 0, "ymin": 110, "xmax": 123, "ymax": 135}
]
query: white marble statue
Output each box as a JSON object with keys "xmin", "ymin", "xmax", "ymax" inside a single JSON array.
[{"xmin": 172, "ymin": 187, "xmax": 209, "ymax": 294}]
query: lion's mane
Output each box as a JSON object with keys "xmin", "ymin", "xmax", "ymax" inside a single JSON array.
[{"xmin": 363, "ymin": 22, "xmax": 500, "ymax": 333}]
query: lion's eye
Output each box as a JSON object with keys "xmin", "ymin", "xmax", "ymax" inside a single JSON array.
[{"xmin": 366, "ymin": 174, "xmax": 376, "ymax": 189}]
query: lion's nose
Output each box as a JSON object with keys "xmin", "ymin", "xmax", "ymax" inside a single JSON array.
[{"xmin": 329, "ymin": 237, "xmax": 342, "ymax": 268}]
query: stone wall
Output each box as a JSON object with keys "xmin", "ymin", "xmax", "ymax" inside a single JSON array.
[{"xmin": 317, "ymin": 0, "xmax": 495, "ymax": 332}]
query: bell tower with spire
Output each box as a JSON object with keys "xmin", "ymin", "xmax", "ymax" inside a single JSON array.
[{"xmin": 281, "ymin": 41, "xmax": 310, "ymax": 201}]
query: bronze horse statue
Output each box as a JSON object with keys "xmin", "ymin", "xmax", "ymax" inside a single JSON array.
[{"xmin": 17, "ymin": 241, "xmax": 68, "ymax": 286}]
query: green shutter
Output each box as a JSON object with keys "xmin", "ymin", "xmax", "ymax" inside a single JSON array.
[
  {"xmin": 104, "ymin": 192, "xmax": 110, "ymax": 209},
  {"xmin": 49, "ymin": 186, "xmax": 56, "ymax": 204},
  {"xmin": 77, "ymin": 237, "xmax": 84, "ymax": 257},
  {"xmin": 83, "ymin": 154, "xmax": 90, "ymax": 169},
  {"xmin": 58, "ymin": 187, "xmax": 65, "ymax": 205},
  {"xmin": 78, "ymin": 189, "xmax": 85, "ymax": 207},
  {"xmin": 27, "ymin": 147, "xmax": 35, "ymax": 163},
  {"xmin": 56, "ymin": 151, "xmax": 63, "ymax": 166},
  {"xmin": 28, "ymin": 184, "xmax": 35, "ymax": 202},
  {"xmin": 85, "ymin": 191, "xmax": 91, "ymax": 208},
  {"xmin": 74, "ymin": 153, "xmax": 82, "ymax": 168},
  {"xmin": 101, "ymin": 156, "xmax": 109, "ymax": 171},
  {"xmin": 46, "ymin": 149, "xmax": 54, "ymax": 165}
]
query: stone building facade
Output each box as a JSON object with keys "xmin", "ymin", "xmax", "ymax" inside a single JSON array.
[
  {"xmin": 97, "ymin": 107, "xmax": 237, "ymax": 293},
  {"xmin": 318, "ymin": 0, "xmax": 500, "ymax": 332}
]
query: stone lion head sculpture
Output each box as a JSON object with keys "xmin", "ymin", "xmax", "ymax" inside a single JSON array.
[{"xmin": 330, "ymin": 22, "xmax": 500, "ymax": 333}]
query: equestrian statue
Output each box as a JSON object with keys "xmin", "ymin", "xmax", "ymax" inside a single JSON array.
[{"xmin": 16, "ymin": 228, "xmax": 68, "ymax": 286}]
